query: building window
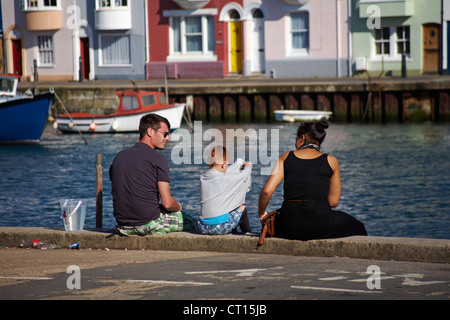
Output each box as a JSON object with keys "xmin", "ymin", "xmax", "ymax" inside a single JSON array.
[
  {"xmin": 375, "ymin": 27, "xmax": 390, "ymax": 55},
  {"xmin": 170, "ymin": 15, "xmax": 215, "ymax": 58},
  {"xmin": 290, "ymin": 11, "xmax": 309, "ymax": 53},
  {"xmin": 373, "ymin": 26, "xmax": 410, "ymax": 59},
  {"xmin": 38, "ymin": 35, "xmax": 54, "ymax": 66},
  {"xmin": 252, "ymin": 8, "xmax": 264, "ymax": 19},
  {"xmin": 97, "ymin": 0, "xmax": 128, "ymax": 9},
  {"xmin": 27, "ymin": 0, "xmax": 38, "ymax": 8},
  {"xmin": 396, "ymin": 26, "xmax": 410, "ymax": 55},
  {"xmin": 25, "ymin": 0, "xmax": 60, "ymax": 10},
  {"xmin": 99, "ymin": 35, "xmax": 131, "ymax": 65},
  {"xmin": 44, "ymin": 0, "xmax": 57, "ymax": 7},
  {"xmin": 185, "ymin": 17, "xmax": 203, "ymax": 52}
]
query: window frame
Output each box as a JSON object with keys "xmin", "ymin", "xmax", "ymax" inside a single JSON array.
[
  {"xmin": 37, "ymin": 35, "xmax": 55, "ymax": 67},
  {"xmin": 140, "ymin": 94, "xmax": 157, "ymax": 107},
  {"xmin": 372, "ymin": 25, "xmax": 411, "ymax": 61},
  {"xmin": 287, "ymin": 11, "xmax": 310, "ymax": 57},
  {"xmin": 121, "ymin": 95, "xmax": 139, "ymax": 111},
  {"xmin": 96, "ymin": 0, "xmax": 129, "ymax": 10},
  {"xmin": 168, "ymin": 15, "xmax": 217, "ymax": 62},
  {"xmin": 396, "ymin": 26, "xmax": 411, "ymax": 56},
  {"xmin": 24, "ymin": 0, "xmax": 61, "ymax": 10},
  {"xmin": 98, "ymin": 34, "xmax": 132, "ymax": 67}
]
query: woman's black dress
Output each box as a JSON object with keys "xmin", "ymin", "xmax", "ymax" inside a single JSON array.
[{"xmin": 275, "ymin": 152, "xmax": 367, "ymax": 241}]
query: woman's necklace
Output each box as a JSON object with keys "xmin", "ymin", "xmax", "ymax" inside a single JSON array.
[{"xmin": 298, "ymin": 142, "xmax": 320, "ymax": 151}]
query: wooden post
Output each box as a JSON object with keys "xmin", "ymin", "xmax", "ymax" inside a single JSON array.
[{"xmin": 96, "ymin": 154, "xmax": 103, "ymax": 229}]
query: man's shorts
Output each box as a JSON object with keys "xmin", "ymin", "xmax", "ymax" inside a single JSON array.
[
  {"xmin": 114, "ymin": 211, "xmax": 184, "ymax": 236},
  {"xmin": 195, "ymin": 207, "xmax": 244, "ymax": 235}
]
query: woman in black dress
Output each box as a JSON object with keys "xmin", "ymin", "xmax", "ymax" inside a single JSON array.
[{"xmin": 258, "ymin": 120, "xmax": 367, "ymax": 241}]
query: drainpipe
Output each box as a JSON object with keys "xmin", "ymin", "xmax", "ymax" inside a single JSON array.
[
  {"xmin": 72, "ymin": 27, "xmax": 80, "ymax": 81},
  {"xmin": 71, "ymin": 0, "xmax": 80, "ymax": 81},
  {"xmin": 347, "ymin": 0, "xmax": 353, "ymax": 77},
  {"xmin": 144, "ymin": 0, "xmax": 150, "ymax": 79},
  {"xmin": 336, "ymin": 0, "xmax": 341, "ymax": 78},
  {"xmin": 439, "ymin": 0, "xmax": 448, "ymax": 75}
]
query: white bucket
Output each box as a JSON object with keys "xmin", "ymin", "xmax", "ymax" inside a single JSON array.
[{"xmin": 60, "ymin": 199, "xmax": 87, "ymax": 231}]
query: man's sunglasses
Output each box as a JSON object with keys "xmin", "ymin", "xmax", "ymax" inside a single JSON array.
[{"xmin": 152, "ymin": 128, "xmax": 170, "ymax": 138}]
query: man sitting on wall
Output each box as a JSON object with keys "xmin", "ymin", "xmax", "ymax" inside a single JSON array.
[{"xmin": 110, "ymin": 114, "xmax": 185, "ymax": 236}]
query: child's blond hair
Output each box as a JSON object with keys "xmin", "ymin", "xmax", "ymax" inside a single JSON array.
[{"xmin": 208, "ymin": 145, "xmax": 230, "ymax": 168}]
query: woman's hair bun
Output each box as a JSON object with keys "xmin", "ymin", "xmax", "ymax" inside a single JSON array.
[{"xmin": 316, "ymin": 119, "xmax": 329, "ymax": 131}]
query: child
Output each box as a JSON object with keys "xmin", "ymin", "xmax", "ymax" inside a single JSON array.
[{"xmin": 196, "ymin": 145, "xmax": 252, "ymax": 235}]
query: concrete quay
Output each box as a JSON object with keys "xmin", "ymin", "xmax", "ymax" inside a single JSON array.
[
  {"xmin": 0, "ymin": 227, "xmax": 448, "ymax": 264},
  {"xmin": 17, "ymin": 75, "xmax": 450, "ymax": 93}
]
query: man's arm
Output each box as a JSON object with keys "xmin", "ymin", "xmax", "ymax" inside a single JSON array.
[{"xmin": 158, "ymin": 181, "xmax": 182, "ymax": 212}]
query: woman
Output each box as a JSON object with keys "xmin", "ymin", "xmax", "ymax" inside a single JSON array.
[{"xmin": 258, "ymin": 120, "xmax": 367, "ymax": 241}]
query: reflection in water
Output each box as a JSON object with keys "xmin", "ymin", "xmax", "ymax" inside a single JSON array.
[{"xmin": 0, "ymin": 123, "xmax": 449, "ymax": 239}]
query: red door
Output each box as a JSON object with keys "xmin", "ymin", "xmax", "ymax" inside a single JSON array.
[
  {"xmin": 80, "ymin": 38, "xmax": 90, "ymax": 79},
  {"xmin": 12, "ymin": 39, "xmax": 22, "ymax": 76}
]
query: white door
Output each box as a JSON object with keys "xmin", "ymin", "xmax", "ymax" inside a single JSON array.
[{"xmin": 251, "ymin": 18, "xmax": 265, "ymax": 73}]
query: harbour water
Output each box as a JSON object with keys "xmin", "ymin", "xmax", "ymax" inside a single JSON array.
[{"xmin": 0, "ymin": 122, "xmax": 449, "ymax": 240}]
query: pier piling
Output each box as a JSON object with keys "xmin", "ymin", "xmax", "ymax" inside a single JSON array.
[{"xmin": 96, "ymin": 153, "xmax": 103, "ymax": 229}]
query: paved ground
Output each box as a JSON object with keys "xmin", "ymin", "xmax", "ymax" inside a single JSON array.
[{"xmin": 1, "ymin": 248, "xmax": 449, "ymax": 301}]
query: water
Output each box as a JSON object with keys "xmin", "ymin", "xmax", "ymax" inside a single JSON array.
[{"xmin": 0, "ymin": 122, "xmax": 449, "ymax": 240}]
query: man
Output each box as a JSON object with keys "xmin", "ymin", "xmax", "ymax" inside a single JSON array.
[{"xmin": 110, "ymin": 114, "xmax": 183, "ymax": 236}]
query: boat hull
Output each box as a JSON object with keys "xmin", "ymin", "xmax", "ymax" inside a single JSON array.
[
  {"xmin": 274, "ymin": 110, "xmax": 333, "ymax": 122},
  {"xmin": 55, "ymin": 103, "xmax": 186, "ymax": 133},
  {"xmin": 0, "ymin": 92, "xmax": 54, "ymax": 144}
]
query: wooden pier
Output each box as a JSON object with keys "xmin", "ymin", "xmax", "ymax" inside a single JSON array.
[{"xmin": 166, "ymin": 77, "xmax": 450, "ymax": 123}]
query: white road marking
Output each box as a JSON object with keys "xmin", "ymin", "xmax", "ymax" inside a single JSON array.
[
  {"xmin": 318, "ymin": 276, "xmax": 348, "ymax": 281},
  {"xmin": 392, "ymin": 273, "xmax": 448, "ymax": 286},
  {"xmin": 402, "ymin": 279, "xmax": 448, "ymax": 287},
  {"xmin": 394, "ymin": 273, "xmax": 424, "ymax": 279},
  {"xmin": 0, "ymin": 276, "xmax": 54, "ymax": 280},
  {"xmin": 291, "ymin": 285, "xmax": 381, "ymax": 294},
  {"xmin": 126, "ymin": 280, "xmax": 213, "ymax": 286},
  {"xmin": 350, "ymin": 276, "xmax": 395, "ymax": 282},
  {"xmin": 324, "ymin": 269, "xmax": 352, "ymax": 274},
  {"xmin": 185, "ymin": 267, "xmax": 284, "ymax": 277}
]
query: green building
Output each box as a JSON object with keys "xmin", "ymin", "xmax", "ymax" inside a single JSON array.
[{"xmin": 352, "ymin": 0, "xmax": 442, "ymax": 76}]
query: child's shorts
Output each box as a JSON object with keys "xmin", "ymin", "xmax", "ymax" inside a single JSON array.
[{"xmin": 195, "ymin": 207, "xmax": 244, "ymax": 235}]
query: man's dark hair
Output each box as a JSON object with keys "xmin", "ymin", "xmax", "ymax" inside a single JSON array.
[{"xmin": 139, "ymin": 114, "xmax": 171, "ymax": 139}]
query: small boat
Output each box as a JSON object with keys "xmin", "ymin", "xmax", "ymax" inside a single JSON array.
[
  {"xmin": 274, "ymin": 110, "xmax": 333, "ymax": 123},
  {"xmin": 0, "ymin": 75, "xmax": 54, "ymax": 145},
  {"xmin": 54, "ymin": 88, "xmax": 186, "ymax": 133}
]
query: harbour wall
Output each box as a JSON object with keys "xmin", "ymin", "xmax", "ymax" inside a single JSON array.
[
  {"xmin": 1, "ymin": 227, "xmax": 449, "ymax": 263},
  {"xmin": 21, "ymin": 77, "xmax": 450, "ymax": 123}
]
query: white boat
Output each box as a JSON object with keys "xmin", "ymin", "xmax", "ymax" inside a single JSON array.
[
  {"xmin": 54, "ymin": 89, "xmax": 185, "ymax": 133},
  {"xmin": 274, "ymin": 110, "xmax": 333, "ymax": 122}
]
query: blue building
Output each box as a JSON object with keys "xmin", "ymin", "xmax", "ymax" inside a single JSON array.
[{"xmin": 89, "ymin": 0, "xmax": 147, "ymax": 80}]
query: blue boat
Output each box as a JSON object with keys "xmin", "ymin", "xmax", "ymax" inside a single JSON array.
[{"xmin": 0, "ymin": 75, "xmax": 54, "ymax": 144}]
